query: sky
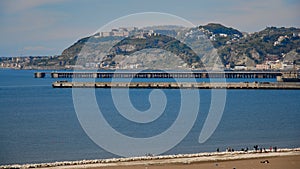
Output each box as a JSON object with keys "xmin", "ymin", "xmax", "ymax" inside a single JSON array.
[{"xmin": 0, "ymin": 0, "xmax": 299, "ymax": 56}]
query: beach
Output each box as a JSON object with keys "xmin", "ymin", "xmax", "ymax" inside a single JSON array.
[
  {"xmin": 98, "ymin": 155, "xmax": 300, "ymax": 169},
  {"xmin": 2, "ymin": 148, "xmax": 299, "ymax": 169}
]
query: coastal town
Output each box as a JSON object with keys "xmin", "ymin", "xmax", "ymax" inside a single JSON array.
[{"xmin": 0, "ymin": 55, "xmax": 298, "ymax": 71}]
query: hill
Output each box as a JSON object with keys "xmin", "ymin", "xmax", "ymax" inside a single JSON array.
[
  {"xmin": 60, "ymin": 24, "xmax": 300, "ymax": 69},
  {"xmin": 217, "ymin": 26, "xmax": 300, "ymax": 67},
  {"xmin": 2, "ymin": 23, "xmax": 299, "ymax": 70}
]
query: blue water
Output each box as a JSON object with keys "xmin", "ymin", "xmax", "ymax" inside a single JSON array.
[{"xmin": 0, "ymin": 69, "xmax": 299, "ymax": 165}]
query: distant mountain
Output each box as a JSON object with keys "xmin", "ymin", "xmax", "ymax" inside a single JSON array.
[
  {"xmin": 199, "ymin": 23, "xmax": 243, "ymax": 36},
  {"xmin": 217, "ymin": 26, "xmax": 300, "ymax": 67},
  {"xmin": 198, "ymin": 23, "xmax": 243, "ymax": 48},
  {"xmin": 48, "ymin": 24, "xmax": 300, "ymax": 69}
]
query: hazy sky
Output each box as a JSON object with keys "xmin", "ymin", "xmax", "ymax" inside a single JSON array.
[{"xmin": 0, "ymin": 0, "xmax": 299, "ymax": 56}]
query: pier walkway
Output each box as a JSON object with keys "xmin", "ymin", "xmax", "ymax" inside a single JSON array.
[
  {"xmin": 49, "ymin": 71, "xmax": 282, "ymax": 79},
  {"xmin": 52, "ymin": 81, "xmax": 300, "ymax": 89}
]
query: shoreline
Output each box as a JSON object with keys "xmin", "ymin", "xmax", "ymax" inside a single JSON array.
[{"xmin": 2, "ymin": 148, "xmax": 300, "ymax": 169}]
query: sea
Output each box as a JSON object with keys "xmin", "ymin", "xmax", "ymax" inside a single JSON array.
[{"xmin": 0, "ymin": 69, "xmax": 299, "ymax": 165}]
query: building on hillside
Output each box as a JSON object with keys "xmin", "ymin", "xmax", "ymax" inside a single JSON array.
[
  {"xmin": 100, "ymin": 32, "xmax": 112, "ymax": 37},
  {"xmin": 234, "ymin": 65, "xmax": 247, "ymax": 70},
  {"xmin": 269, "ymin": 61, "xmax": 282, "ymax": 70},
  {"xmin": 256, "ymin": 64, "xmax": 270, "ymax": 70},
  {"xmin": 282, "ymin": 62, "xmax": 294, "ymax": 70}
]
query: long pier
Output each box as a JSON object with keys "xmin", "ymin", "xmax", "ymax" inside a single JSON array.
[
  {"xmin": 52, "ymin": 81, "xmax": 300, "ymax": 89},
  {"xmin": 49, "ymin": 71, "xmax": 282, "ymax": 79}
]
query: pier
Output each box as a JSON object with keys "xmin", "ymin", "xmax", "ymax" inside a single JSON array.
[
  {"xmin": 48, "ymin": 71, "xmax": 283, "ymax": 79},
  {"xmin": 52, "ymin": 81, "xmax": 300, "ymax": 89}
]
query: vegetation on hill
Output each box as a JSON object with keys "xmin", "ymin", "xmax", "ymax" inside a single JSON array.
[
  {"xmin": 105, "ymin": 33, "xmax": 202, "ymax": 68},
  {"xmin": 217, "ymin": 26, "xmax": 300, "ymax": 67},
  {"xmin": 47, "ymin": 24, "xmax": 300, "ymax": 69}
]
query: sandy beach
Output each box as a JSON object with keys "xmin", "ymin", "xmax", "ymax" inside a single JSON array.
[
  {"xmin": 2, "ymin": 148, "xmax": 299, "ymax": 169},
  {"xmin": 94, "ymin": 155, "xmax": 300, "ymax": 169}
]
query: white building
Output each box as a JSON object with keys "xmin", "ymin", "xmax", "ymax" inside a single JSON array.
[{"xmin": 234, "ymin": 65, "xmax": 247, "ymax": 70}]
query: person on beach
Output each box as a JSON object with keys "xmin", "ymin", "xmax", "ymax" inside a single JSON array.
[{"xmin": 254, "ymin": 145, "xmax": 258, "ymax": 151}]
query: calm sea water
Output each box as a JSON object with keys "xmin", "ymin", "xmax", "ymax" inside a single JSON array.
[{"xmin": 0, "ymin": 69, "xmax": 299, "ymax": 165}]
